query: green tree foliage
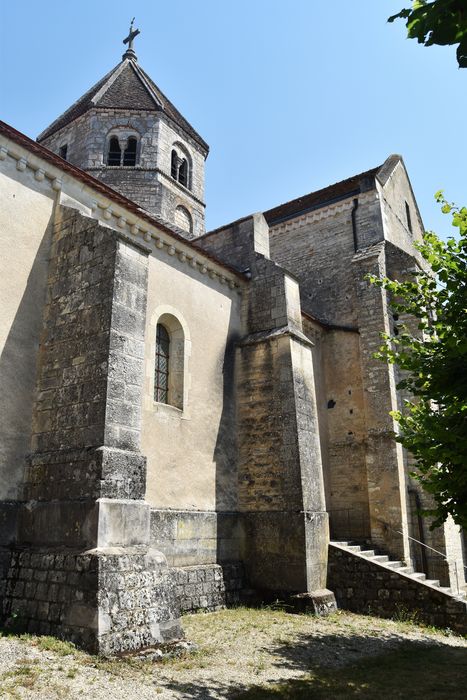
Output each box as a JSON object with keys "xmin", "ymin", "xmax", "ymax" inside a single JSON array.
[
  {"xmin": 389, "ymin": 0, "xmax": 467, "ymax": 67},
  {"xmin": 370, "ymin": 195, "xmax": 467, "ymax": 529}
]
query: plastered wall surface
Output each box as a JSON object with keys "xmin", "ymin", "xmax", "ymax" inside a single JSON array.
[
  {"xmin": 0, "ymin": 162, "xmax": 55, "ymax": 498},
  {"xmin": 142, "ymin": 251, "xmax": 242, "ymax": 512}
]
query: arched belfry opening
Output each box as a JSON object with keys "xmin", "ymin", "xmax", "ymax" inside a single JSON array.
[{"xmin": 36, "ymin": 26, "xmax": 209, "ymax": 237}]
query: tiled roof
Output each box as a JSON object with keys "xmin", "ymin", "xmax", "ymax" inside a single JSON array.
[
  {"xmin": 264, "ymin": 165, "xmax": 383, "ymax": 225},
  {"xmin": 37, "ymin": 59, "xmax": 208, "ymax": 152}
]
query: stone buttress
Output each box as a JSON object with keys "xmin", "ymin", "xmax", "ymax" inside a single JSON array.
[
  {"xmin": 198, "ymin": 215, "xmax": 336, "ymax": 610},
  {"xmin": 1, "ymin": 206, "xmax": 181, "ymax": 654}
]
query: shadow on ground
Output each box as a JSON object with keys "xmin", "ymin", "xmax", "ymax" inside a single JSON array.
[{"xmin": 160, "ymin": 632, "xmax": 467, "ymax": 700}]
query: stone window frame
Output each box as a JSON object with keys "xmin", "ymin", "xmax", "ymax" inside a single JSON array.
[
  {"xmin": 104, "ymin": 128, "xmax": 141, "ymax": 167},
  {"xmin": 150, "ymin": 311, "xmax": 189, "ymax": 412},
  {"xmin": 170, "ymin": 142, "xmax": 192, "ymax": 191},
  {"xmin": 154, "ymin": 323, "xmax": 170, "ymax": 403}
]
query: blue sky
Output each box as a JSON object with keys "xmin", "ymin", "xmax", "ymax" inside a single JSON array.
[{"xmin": 1, "ymin": 1, "xmax": 465, "ymax": 237}]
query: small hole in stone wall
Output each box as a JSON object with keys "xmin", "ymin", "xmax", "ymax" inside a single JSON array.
[
  {"xmin": 327, "ymin": 399, "xmax": 336, "ymax": 409},
  {"xmin": 393, "ymin": 326, "xmax": 399, "ymax": 336},
  {"xmin": 348, "ymin": 389, "xmax": 352, "ymax": 395},
  {"xmin": 348, "ymin": 431, "xmax": 353, "ymax": 435},
  {"xmin": 349, "ymin": 409, "xmax": 353, "ymax": 414}
]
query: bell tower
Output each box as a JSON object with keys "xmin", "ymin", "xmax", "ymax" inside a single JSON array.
[{"xmin": 37, "ymin": 22, "xmax": 209, "ymax": 238}]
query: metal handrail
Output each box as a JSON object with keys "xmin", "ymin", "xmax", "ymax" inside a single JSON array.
[{"xmin": 381, "ymin": 521, "xmax": 467, "ymax": 595}]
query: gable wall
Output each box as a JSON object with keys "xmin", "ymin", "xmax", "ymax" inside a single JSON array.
[{"xmin": 378, "ymin": 161, "xmax": 425, "ymax": 256}]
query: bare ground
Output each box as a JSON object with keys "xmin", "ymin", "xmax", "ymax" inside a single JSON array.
[{"xmin": 1, "ymin": 607, "xmax": 466, "ymax": 699}]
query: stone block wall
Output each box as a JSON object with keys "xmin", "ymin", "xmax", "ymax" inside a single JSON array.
[
  {"xmin": 328, "ymin": 544, "xmax": 467, "ymax": 635},
  {"xmin": 40, "ymin": 108, "xmax": 207, "ymax": 237},
  {"xmin": 1, "ymin": 205, "xmax": 182, "ymax": 653},
  {"xmin": 236, "ymin": 253, "xmax": 330, "ymax": 597},
  {"xmin": 172, "ymin": 563, "xmax": 245, "ymax": 613},
  {"xmin": 150, "ymin": 510, "xmax": 244, "ymax": 567},
  {"xmin": 267, "ymin": 191, "xmax": 384, "ymax": 327},
  {"xmin": 3, "ymin": 547, "xmax": 181, "ymax": 655},
  {"xmin": 196, "ymin": 214, "xmax": 270, "ymax": 272}
]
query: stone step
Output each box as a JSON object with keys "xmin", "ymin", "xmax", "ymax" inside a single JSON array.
[
  {"xmin": 360, "ymin": 550, "xmax": 376, "ymax": 558},
  {"xmin": 397, "ymin": 566, "xmax": 415, "ymax": 575},
  {"xmin": 372, "ymin": 555, "xmax": 389, "ymax": 563},
  {"xmin": 331, "ymin": 542, "xmax": 363, "ymax": 553},
  {"xmin": 439, "ymin": 587, "xmax": 452, "ymax": 595},
  {"xmin": 385, "ymin": 561, "xmax": 403, "ymax": 569},
  {"xmin": 331, "ymin": 541, "xmax": 352, "ymax": 546},
  {"xmin": 425, "ymin": 579, "xmax": 440, "ymax": 588},
  {"xmin": 411, "ymin": 572, "xmax": 426, "ymax": 581}
]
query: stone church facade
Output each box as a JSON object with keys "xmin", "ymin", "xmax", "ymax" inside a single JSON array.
[{"xmin": 0, "ymin": 41, "xmax": 466, "ymax": 653}]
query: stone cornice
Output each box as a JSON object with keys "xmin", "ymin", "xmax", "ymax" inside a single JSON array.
[
  {"xmin": 85, "ymin": 166, "xmax": 206, "ymax": 208},
  {"xmin": 239, "ymin": 325, "xmax": 313, "ymax": 348},
  {"xmin": 270, "ymin": 190, "xmax": 378, "ymax": 235},
  {"xmin": 0, "ymin": 133, "xmax": 244, "ymax": 294}
]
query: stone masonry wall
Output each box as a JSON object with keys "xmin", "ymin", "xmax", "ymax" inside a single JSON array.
[
  {"xmin": 319, "ymin": 328, "xmax": 371, "ymax": 540},
  {"xmin": 237, "ymin": 254, "xmax": 329, "ymax": 595},
  {"xmin": 41, "ymin": 109, "xmax": 206, "ymax": 236},
  {"xmin": 196, "ymin": 214, "xmax": 270, "ymax": 273},
  {"xmin": 2, "ymin": 205, "xmax": 182, "ymax": 653},
  {"xmin": 351, "ymin": 243, "xmax": 410, "ymax": 562},
  {"xmin": 268, "ymin": 191, "xmax": 384, "ymax": 326},
  {"xmin": 172, "ymin": 563, "xmax": 245, "ymax": 613},
  {"xmin": 328, "ymin": 544, "xmax": 467, "ymax": 635},
  {"xmin": 150, "ymin": 510, "xmax": 244, "ymax": 567},
  {"xmin": 4, "ymin": 547, "xmax": 181, "ymax": 655}
]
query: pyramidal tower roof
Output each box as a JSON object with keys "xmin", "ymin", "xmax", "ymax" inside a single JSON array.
[{"xmin": 37, "ymin": 37, "xmax": 208, "ymax": 152}]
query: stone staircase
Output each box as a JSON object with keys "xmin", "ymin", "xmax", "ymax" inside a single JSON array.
[
  {"xmin": 332, "ymin": 540, "xmax": 466, "ymax": 599},
  {"xmin": 328, "ymin": 541, "xmax": 467, "ymax": 634}
]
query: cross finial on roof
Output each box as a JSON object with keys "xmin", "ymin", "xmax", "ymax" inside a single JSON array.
[{"xmin": 122, "ymin": 18, "xmax": 140, "ymax": 61}]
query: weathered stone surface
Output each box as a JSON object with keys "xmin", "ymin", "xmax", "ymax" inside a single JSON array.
[
  {"xmin": 290, "ymin": 589, "xmax": 337, "ymax": 616},
  {"xmin": 1, "ymin": 206, "xmax": 181, "ymax": 652},
  {"xmin": 328, "ymin": 544, "xmax": 467, "ymax": 634},
  {"xmin": 150, "ymin": 510, "xmax": 244, "ymax": 567},
  {"xmin": 172, "ymin": 563, "xmax": 245, "ymax": 613},
  {"xmin": 2, "ymin": 546, "xmax": 182, "ymax": 654}
]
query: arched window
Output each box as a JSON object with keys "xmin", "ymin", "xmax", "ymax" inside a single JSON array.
[
  {"xmin": 123, "ymin": 136, "xmax": 137, "ymax": 166},
  {"xmin": 178, "ymin": 158, "xmax": 188, "ymax": 187},
  {"xmin": 107, "ymin": 136, "xmax": 121, "ymax": 166},
  {"xmin": 171, "ymin": 149, "xmax": 178, "ymax": 179},
  {"xmin": 106, "ymin": 131, "xmax": 140, "ymax": 166},
  {"xmin": 170, "ymin": 146, "xmax": 191, "ymax": 189},
  {"xmin": 155, "ymin": 324, "xmax": 170, "ymax": 404},
  {"xmin": 153, "ymin": 314, "xmax": 185, "ymax": 410}
]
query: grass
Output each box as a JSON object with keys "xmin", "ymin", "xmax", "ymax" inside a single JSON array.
[
  {"xmin": 0, "ymin": 608, "xmax": 466, "ymax": 698},
  {"xmin": 233, "ymin": 645, "xmax": 467, "ymax": 699}
]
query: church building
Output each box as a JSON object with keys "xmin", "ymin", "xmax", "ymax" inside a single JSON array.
[{"xmin": 1, "ymin": 28, "xmax": 466, "ymax": 653}]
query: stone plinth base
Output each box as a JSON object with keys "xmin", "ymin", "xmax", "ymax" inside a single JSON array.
[
  {"xmin": 290, "ymin": 589, "xmax": 337, "ymax": 616},
  {"xmin": 2, "ymin": 545, "xmax": 182, "ymax": 655}
]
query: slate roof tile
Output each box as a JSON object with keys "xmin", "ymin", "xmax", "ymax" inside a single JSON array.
[{"xmin": 37, "ymin": 59, "xmax": 208, "ymax": 153}]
